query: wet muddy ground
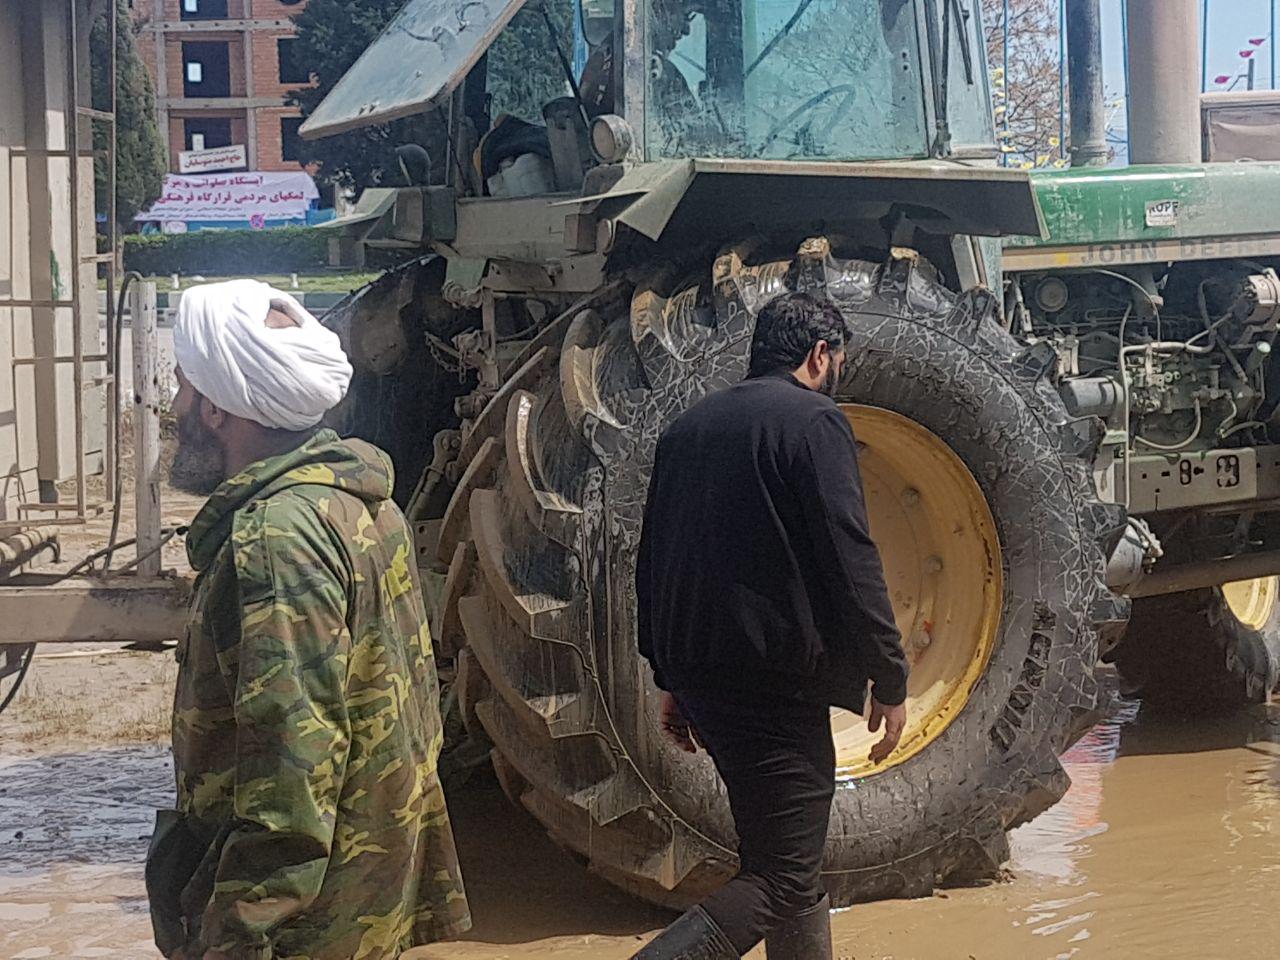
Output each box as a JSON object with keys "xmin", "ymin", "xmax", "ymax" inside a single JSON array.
[{"xmin": 1, "ymin": 672, "xmax": 1276, "ymax": 960}]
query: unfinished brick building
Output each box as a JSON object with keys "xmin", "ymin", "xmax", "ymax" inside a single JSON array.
[{"xmin": 133, "ymin": 0, "xmax": 315, "ymax": 173}]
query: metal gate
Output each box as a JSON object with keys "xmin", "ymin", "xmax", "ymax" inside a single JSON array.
[{"xmin": 0, "ymin": 0, "xmax": 187, "ymax": 714}]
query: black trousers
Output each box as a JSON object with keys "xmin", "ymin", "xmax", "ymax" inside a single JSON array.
[{"xmin": 675, "ymin": 692, "xmax": 836, "ymax": 955}]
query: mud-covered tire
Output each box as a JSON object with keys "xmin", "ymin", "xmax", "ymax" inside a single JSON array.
[
  {"xmin": 1116, "ymin": 585, "xmax": 1280, "ymax": 709},
  {"xmin": 436, "ymin": 239, "xmax": 1128, "ymax": 907}
]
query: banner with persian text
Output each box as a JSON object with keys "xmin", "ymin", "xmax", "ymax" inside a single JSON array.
[{"xmin": 136, "ymin": 171, "xmax": 319, "ymax": 223}]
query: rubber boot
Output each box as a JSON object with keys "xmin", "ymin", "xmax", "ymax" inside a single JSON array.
[
  {"xmin": 630, "ymin": 905, "xmax": 739, "ymax": 959},
  {"xmin": 764, "ymin": 895, "xmax": 832, "ymax": 960}
]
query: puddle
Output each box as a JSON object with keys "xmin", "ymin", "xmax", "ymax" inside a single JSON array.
[
  {"xmin": 0, "ymin": 747, "xmax": 171, "ymax": 959},
  {"xmin": 825, "ymin": 698, "xmax": 1280, "ymax": 960},
  {"xmin": 2, "ymin": 700, "xmax": 1277, "ymax": 959}
]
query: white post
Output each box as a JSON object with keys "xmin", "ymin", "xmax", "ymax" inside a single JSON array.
[{"xmin": 130, "ymin": 281, "xmax": 162, "ymax": 578}]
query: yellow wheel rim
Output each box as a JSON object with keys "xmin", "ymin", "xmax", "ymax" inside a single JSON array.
[
  {"xmin": 831, "ymin": 406, "xmax": 1003, "ymax": 778},
  {"xmin": 1221, "ymin": 576, "xmax": 1278, "ymax": 631}
]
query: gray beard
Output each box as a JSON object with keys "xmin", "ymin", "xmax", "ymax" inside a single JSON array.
[{"xmin": 168, "ymin": 408, "xmax": 226, "ymax": 496}]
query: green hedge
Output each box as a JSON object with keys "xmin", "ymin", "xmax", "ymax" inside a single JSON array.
[{"xmin": 123, "ymin": 227, "xmax": 329, "ymax": 276}]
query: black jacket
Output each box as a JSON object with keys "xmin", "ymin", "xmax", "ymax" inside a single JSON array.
[{"xmin": 636, "ymin": 373, "xmax": 908, "ymax": 712}]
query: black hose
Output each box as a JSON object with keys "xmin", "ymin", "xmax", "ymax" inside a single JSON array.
[
  {"xmin": 0, "ymin": 644, "xmax": 35, "ymax": 716},
  {"xmin": 52, "ymin": 525, "xmax": 186, "ymax": 583}
]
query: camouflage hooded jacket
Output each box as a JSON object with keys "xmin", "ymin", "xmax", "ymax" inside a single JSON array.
[{"xmin": 148, "ymin": 430, "xmax": 470, "ymax": 960}]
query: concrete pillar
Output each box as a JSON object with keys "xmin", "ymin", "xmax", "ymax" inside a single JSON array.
[
  {"xmin": 243, "ymin": 27, "xmax": 257, "ymax": 166},
  {"xmin": 153, "ymin": 0, "xmax": 171, "ymax": 168},
  {"xmin": 1125, "ymin": 0, "xmax": 1203, "ymax": 164},
  {"xmin": 1065, "ymin": 0, "xmax": 1108, "ymax": 167}
]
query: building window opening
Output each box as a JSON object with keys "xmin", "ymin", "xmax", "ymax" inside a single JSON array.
[
  {"xmin": 277, "ymin": 39, "xmax": 310, "ymax": 84},
  {"xmin": 184, "ymin": 118, "xmax": 234, "ymax": 152},
  {"xmin": 280, "ymin": 117, "xmax": 304, "ymax": 163},
  {"xmin": 181, "ymin": 0, "xmax": 230, "ymax": 20},
  {"xmin": 183, "ymin": 41, "xmax": 232, "ymax": 98}
]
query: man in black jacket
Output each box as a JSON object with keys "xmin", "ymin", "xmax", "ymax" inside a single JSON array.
[{"xmin": 633, "ymin": 292, "xmax": 909, "ymax": 960}]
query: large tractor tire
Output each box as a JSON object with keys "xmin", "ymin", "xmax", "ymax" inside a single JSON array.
[
  {"xmin": 1116, "ymin": 579, "xmax": 1280, "ymax": 709},
  {"xmin": 433, "ymin": 238, "xmax": 1128, "ymax": 907}
]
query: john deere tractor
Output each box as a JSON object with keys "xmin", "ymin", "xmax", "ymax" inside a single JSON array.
[{"xmin": 303, "ymin": 0, "xmax": 1277, "ymax": 907}]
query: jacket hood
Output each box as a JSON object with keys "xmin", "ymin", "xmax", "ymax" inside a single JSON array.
[{"xmin": 187, "ymin": 429, "xmax": 394, "ymax": 571}]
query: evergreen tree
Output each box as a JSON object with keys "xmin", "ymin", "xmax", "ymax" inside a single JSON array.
[{"xmin": 92, "ymin": 0, "xmax": 167, "ymax": 228}]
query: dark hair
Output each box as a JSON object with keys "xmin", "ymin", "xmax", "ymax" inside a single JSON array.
[{"xmin": 747, "ymin": 292, "xmax": 850, "ymax": 377}]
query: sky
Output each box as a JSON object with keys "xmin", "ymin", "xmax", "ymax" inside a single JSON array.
[
  {"xmin": 1098, "ymin": 0, "xmax": 1280, "ymax": 93},
  {"xmin": 1085, "ymin": 0, "xmax": 1279, "ymax": 158}
]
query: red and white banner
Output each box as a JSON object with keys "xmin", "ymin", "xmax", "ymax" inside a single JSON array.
[{"xmin": 136, "ymin": 171, "xmax": 319, "ymax": 222}]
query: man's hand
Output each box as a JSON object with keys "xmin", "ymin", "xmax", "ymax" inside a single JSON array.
[
  {"xmin": 659, "ymin": 691, "xmax": 699, "ymax": 753},
  {"xmin": 867, "ymin": 697, "xmax": 907, "ymax": 765}
]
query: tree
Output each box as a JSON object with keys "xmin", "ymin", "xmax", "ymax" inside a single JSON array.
[
  {"xmin": 981, "ymin": 0, "xmax": 1076, "ymax": 169},
  {"xmin": 290, "ymin": 0, "xmax": 572, "ymax": 190},
  {"xmin": 288, "ymin": 0, "xmax": 417, "ymax": 190},
  {"xmin": 91, "ymin": 0, "xmax": 167, "ymax": 228}
]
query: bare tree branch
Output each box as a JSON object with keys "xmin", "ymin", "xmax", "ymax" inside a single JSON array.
[{"xmin": 981, "ymin": 0, "xmax": 1103, "ymax": 167}]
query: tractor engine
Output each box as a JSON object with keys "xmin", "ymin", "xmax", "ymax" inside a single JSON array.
[{"xmin": 1015, "ymin": 265, "xmax": 1280, "ymax": 454}]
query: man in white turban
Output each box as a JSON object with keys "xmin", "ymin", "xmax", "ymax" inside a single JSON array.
[
  {"xmin": 167, "ymin": 279, "xmax": 352, "ymax": 491},
  {"xmin": 149, "ymin": 281, "xmax": 471, "ymax": 960}
]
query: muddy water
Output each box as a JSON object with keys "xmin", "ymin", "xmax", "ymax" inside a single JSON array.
[
  {"xmin": 2, "ymin": 700, "xmax": 1277, "ymax": 960},
  {"xmin": 819, "ymin": 701, "xmax": 1280, "ymax": 960},
  {"xmin": 0, "ymin": 748, "xmax": 171, "ymax": 958}
]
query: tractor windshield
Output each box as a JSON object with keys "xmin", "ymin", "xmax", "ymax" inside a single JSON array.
[{"xmin": 645, "ymin": 0, "xmax": 930, "ymax": 160}]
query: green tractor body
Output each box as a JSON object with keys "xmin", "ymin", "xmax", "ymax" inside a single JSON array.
[
  {"xmin": 1003, "ymin": 160, "xmax": 1280, "ymax": 705},
  {"xmin": 1014, "ymin": 162, "xmax": 1280, "ymax": 268},
  {"xmin": 305, "ymin": 0, "xmax": 1278, "ymax": 910}
]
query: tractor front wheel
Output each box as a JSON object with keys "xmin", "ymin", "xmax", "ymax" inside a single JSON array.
[
  {"xmin": 434, "ymin": 238, "xmax": 1128, "ymax": 907},
  {"xmin": 1116, "ymin": 578, "xmax": 1280, "ymax": 709}
]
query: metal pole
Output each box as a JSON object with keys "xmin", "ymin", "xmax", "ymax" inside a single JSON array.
[
  {"xmin": 1002, "ymin": 0, "xmax": 1010, "ymax": 167},
  {"xmin": 1126, "ymin": 0, "xmax": 1202, "ymax": 164},
  {"xmin": 1121, "ymin": 0, "xmax": 1131, "ymax": 161},
  {"xmin": 67, "ymin": 0, "xmax": 86, "ymax": 520},
  {"xmin": 1273, "ymin": 0, "xmax": 1277, "ymax": 89},
  {"xmin": 1202, "ymin": 0, "xmax": 1210, "ymax": 92},
  {"xmin": 105, "ymin": 0, "xmax": 119, "ymax": 526},
  {"xmin": 1058, "ymin": 0, "xmax": 1067, "ymax": 162},
  {"xmin": 1130, "ymin": 550, "xmax": 1280, "ymax": 598},
  {"xmin": 1065, "ymin": 0, "xmax": 1107, "ymax": 166},
  {"xmin": 130, "ymin": 281, "xmax": 162, "ymax": 578}
]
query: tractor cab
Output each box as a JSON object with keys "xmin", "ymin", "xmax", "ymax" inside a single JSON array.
[{"xmin": 302, "ymin": 0, "xmax": 1041, "ymax": 252}]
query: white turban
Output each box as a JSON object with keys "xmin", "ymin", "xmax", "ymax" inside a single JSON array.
[{"xmin": 174, "ymin": 279, "xmax": 353, "ymax": 431}]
